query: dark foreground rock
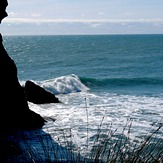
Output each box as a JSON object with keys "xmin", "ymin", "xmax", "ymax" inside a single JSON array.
[
  {"xmin": 0, "ymin": 34, "xmax": 46, "ymax": 130},
  {"xmin": 24, "ymin": 80, "xmax": 60, "ymax": 104},
  {"xmin": 0, "ymin": 0, "xmax": 46, "ymax": 131},
  {"xmin": 0, "ymin": 0, "xmax": 47, "ymax": 131},
  {"xmin": 0, "ymin": 35, "xmax": 45, "ymax": 130}
]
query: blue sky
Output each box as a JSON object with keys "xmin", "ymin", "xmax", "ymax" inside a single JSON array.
[{"xmin": 1, "ymin": 0, "xmax": 163, "ymax": 35}]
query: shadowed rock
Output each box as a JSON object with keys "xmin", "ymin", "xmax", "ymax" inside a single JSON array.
[
  {"xmin": 0, "ymin": 0, "xmax": 8, "ymax": 23},
  {"xmin": 0, "ymin": 0, "xmax": 46, "ymax": 130},
  {"xmin": 24, "ymin": 80, "xmax": 60, "ymax": 104}
]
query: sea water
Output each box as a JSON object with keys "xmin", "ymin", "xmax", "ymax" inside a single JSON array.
[{"xmin": 3, "ymin": 34, "xmax": 163, "ymax": 160}]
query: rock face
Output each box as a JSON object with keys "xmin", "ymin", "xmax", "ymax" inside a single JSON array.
[
  {"xmin": 24, "ymin": 80, "xmax": 60, "ymax": 104},
  {"xmin": 0, "ymin": 35, "xmax": 46, "ymax": 130},
  {"xmin": 0, "ymin": 0, "xmax": 46, "ymax": 130},
  {"xmin": 0, "ymin": 0, "xmax": 8, "ymax": 23}
]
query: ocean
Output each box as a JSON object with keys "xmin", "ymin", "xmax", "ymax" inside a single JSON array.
[{"xmin": 2, "ymin": 34, "xmax": 163, "ymax": 161}]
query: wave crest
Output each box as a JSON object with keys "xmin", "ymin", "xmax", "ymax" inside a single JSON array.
[{"xmin": 36, "ymin": 74, "xmax": 89, "ymax": 95}]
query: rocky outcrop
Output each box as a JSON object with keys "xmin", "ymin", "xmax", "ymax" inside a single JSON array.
[
  {"xmin": 0, "ymin": 0, "xmax": 46, "ymax": 130},
  {"xmin": 0, "ymin": 0, "xmax": 8, "ymax": 23},
  {"xmin": 0, "ymin": 35, "xmax": 46, "ymax": 130},
  {"xmin": 24, "ymin": 80, "xmax": 60, "ymax": 104}
]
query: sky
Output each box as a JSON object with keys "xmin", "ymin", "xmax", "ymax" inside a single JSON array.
[{"xmin": 1, "ymin": 0, "xmax": 163, "ymax": 35}]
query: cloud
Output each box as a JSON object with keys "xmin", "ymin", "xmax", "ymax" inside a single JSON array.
[
  {"xmin": 31, "ymin": 13, "xmax": 42, "ymax": 17},
  {"xmin": 8, "ymin": 11, "xmax": 19, "ymax": 17},
  {"xmin": 98, "ymin": 12, "xmax": 104, "ymax": 16},
  {"xmin": 2, "ymin": 17, "xmax": 163, "ymax": 35},
  {"xmin": 90, "ymin": 23, "xmax": 102, "ymax": 28},
  {"xmin": 3, "ymin": 18, "xmax": 163, "ymax": 24}
]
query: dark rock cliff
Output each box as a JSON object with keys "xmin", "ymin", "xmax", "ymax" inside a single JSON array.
[{"xmin": 0, "ymin": 0, "xmax": 46, "ymax": 130}]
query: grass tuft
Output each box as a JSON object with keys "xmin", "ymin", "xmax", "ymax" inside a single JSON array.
[{"xmin": 0, "ymin": 120, "xmax": 162, "ymax": 162}]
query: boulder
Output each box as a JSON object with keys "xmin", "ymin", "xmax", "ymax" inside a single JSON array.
[{"xmin": 24, "ymin": 80, "xmax": 60, "ymax": 104}]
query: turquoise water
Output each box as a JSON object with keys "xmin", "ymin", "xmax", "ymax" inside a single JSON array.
[
  {"xmin": 4, "ymin": 34, "xmax": 163, "ymax": 96},
  {"xmin": 2, "ymin": 34, "xmax": 163, "ymax": 158}
]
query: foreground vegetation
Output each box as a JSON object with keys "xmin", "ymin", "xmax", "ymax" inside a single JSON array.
[{"xmin": 0, "ymin": 119, "xmax": 162, "ymax": 163}]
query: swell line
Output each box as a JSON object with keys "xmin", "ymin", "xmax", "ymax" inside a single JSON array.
[{"xmin": 80, "ymin": 77, "xmax": 163, "ymax": 88}]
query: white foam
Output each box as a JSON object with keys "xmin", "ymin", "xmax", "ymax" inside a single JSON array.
[{"xmin": 28, "ymin": 91, "xmax": 163, "ymax": 154}]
